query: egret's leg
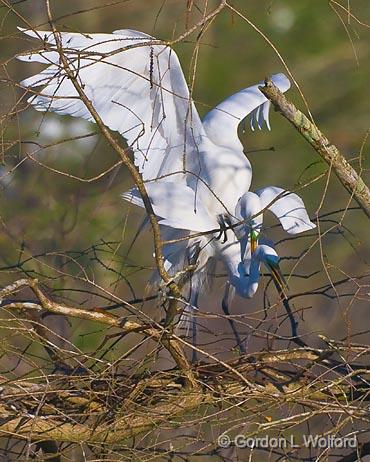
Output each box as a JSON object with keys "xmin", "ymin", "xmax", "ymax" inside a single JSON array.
[
  {"xmin": 223, "ymin": 215, "xmax": 232, "ymax": 243},
  {"xmin": 222, "ymin": 282, "xmax": 246, "ymax": 354},
  {"xmin": 189, "ymin": 289, "xmax": 200, "ymax": 363}
]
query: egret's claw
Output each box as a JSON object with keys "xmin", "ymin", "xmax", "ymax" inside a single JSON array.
[{"xmin": 216, "ymin": 215, "xmax": 232, "ymax": 243}]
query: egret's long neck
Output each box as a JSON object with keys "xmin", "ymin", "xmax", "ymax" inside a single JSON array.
[
  {"xmin": 245, "ymin": 255, "xmax": 262, "ymax": 298},
  {"xmin": 217, "ymin": 236, "xmax": 261, "ymax": 299},
  {"xmin": 231, "ymin": 255, "xmax": 261, "ymax": 299}
]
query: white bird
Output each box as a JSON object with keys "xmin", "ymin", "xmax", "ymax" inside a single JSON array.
[
  {"xmin": 124, "ymin": 183, "xmax": 315, "ymax": 297},
  {"xmin": 18, "ymin": 27, "xmax": 311, "ymax": 352}
]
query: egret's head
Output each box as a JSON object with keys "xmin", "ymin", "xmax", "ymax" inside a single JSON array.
[
  {"xmin": 235, "ymin": 192, "xmax": 260, "ymax": 220},
  {"xmin": 235, "ymin": 192, "xmax": 263, "ymax": 248}
]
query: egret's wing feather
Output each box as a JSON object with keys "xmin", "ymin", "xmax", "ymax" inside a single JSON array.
[
  {"xmin": 157, "ymin": 226, "xmax": 190, "ymax": 275},
  {"xmin": 202, "ymin": 73, "xmax": 290, "ymax": 148},
  {"xmin": 122, "ymin": 181, "xmax": 217, "ymax": 232},
  {"xmin": 18, "ymin": 27, "xmax": 205, "ymax": 181},
  {"xmin": 255, "ymin": 186, "xmax": 316, "ymax": 234}
]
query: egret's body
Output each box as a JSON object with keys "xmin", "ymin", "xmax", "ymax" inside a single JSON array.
[{"xmin": 194, "ymin": 144, "xmax": 252, "ymax": 216}]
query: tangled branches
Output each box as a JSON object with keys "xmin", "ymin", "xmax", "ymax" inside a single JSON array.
[
  {"xmin": 0, "ymin": 277, "xmax": 369, "ymax": 460},
  {"xmin": 0, "ymin": 0, "xmax": 369, "ymax": 461}
]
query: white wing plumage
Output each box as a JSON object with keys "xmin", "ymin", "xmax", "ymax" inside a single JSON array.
[
  {"xmin": 18, "ymin": 27, "xmax": 205, "ymax": 181},
  {"xmin": 255, "ymin": 186, "xmax": 316, "ymax": 234},
  {"xmin": 202, "ymin": 73, "xmax": 291, "ymax": 149},
  {"xmin": 122, "ymin": 182, "xmax": 217, "ymax": 232}
]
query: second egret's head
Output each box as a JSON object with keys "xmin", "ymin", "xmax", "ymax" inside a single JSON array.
[{"xmin": 235, "ymin": 192, "xmax": 261, "ymax": 221}]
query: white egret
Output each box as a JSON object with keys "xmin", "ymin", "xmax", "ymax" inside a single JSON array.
[{"xmin": 18, "ymin": 27, "xmax": 311, "ymax": 353}]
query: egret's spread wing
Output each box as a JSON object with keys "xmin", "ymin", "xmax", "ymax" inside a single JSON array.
[
  {"xmin": 122, "ymin": 181, "xmax": 217, "ymax": 232},
  {"xmin": 202, "ymin": 73, "xmax": 290, "ymax": 149},
  {"xmin": 255, "ymin": 186, "xmax": 316, "ymax": 234},
  {"xmin": 18, "ymin": 28, "xmax": 205, "ymax": 181}
]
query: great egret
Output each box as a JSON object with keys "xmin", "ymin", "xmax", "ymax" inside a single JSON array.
[{"xmin": 18, "ymin": 27, "xmax": 312, "ymax": 353}]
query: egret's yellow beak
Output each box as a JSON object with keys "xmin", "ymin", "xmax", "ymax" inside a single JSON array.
[
  {"xmin": 267, "ymin": 260, "xmax": 288, "ymax": 296},
  {"xmin": 250, "ymin": 230, "xmax": 259, "ymax": 253}
]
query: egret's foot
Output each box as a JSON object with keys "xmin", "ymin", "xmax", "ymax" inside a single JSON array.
[
  {"xmin": 237, "ymin": 339, "xmax": 247, "ymax": 355},
  {"xmin": 191, "ymin": 311, "xmax": 199, "ymax": 363},
  {"xmin": 231, "ymin": 329, "xmax": 247, "ymax": 355},
  {"xmin": 216, "ymin": 214, "xmax": 232, "ymax": 243}
]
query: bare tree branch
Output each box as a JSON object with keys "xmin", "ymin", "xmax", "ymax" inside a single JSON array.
[{"xmin": 259, "ymin": 78, "xmax": 370, "ymax": 218}]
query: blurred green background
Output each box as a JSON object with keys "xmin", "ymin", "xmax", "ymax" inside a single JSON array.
[{"xmin": 0, "ymin": 0, "xmax": 369, "ymax": 370}]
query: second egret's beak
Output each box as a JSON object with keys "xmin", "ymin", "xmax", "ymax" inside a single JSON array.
[
  {"xmin": 250, "ymin": 230, "xmax": 259, "ymax": 253},
  {"xmin": 267, "ymin": 260, "xmax": 288, "ymax": 296}
]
